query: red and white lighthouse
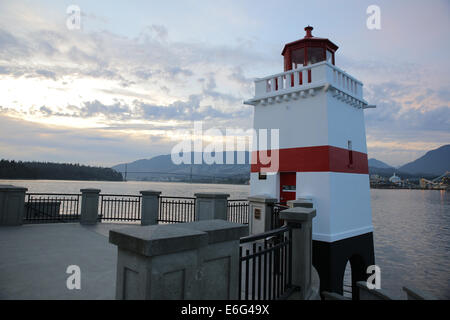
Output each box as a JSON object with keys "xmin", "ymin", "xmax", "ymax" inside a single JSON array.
[{"xmin": 245, "ymin": 26, "xmax": 375, "ymax": 297}]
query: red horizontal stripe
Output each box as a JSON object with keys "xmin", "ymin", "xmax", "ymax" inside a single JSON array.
[{"xmin": 251, "ymin": 146, "xmax": 368, "ymax": 174}]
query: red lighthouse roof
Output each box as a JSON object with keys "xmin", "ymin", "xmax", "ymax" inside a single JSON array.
[{"xmin": 281, "ymin": 26, "xmax": 339, "ymax": 71}]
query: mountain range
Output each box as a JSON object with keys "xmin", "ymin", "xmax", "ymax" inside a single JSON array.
[
  {"xmin": 369, "ymin": 144, "xmax": 449, "ymax": 178},
  {"xmin": 113, "ymin": 144, "xmax": 450, "ymax": 182},
  {"xmin": 113, "ymin": 152, "xmax": 251, "ymax": 183}
]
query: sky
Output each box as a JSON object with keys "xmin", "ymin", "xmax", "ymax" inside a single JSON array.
[{"xmin": 0, "ymin": 0, "xmax": 449, "ymax": 167}]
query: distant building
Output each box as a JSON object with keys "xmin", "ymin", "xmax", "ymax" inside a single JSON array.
[
  {"xmin": 389, "ymin": 173, "xmax": 401, "ymax": 185},
  {"xmin": 370, "ymin": 174, "xmax": 384, "ymax": 182}
]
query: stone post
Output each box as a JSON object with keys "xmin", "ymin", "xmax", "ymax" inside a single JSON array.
[
  {"xmin": 109, "ymin": 219, "xmax": 247, "ymax": 300},
  {"xmin": 0, "ymin": 185, "xmax": 28, "ymax": 226},
  {"xmin": 280, "ymin": 206, "xmax": 317, "ymax": 299},
  {"xmin": 180, "ymin": 220, "xmax": 248, "ymax": 299},
  {"xmin": 194, "ymin": 193, "xmax": 229, "ymax": 221},
  {"xmin": 140, "ymin": 190, "xmax": 161, "ymax": 226},
  {"xmin": 248, "ymin": 195, "xmax": 277, "ymax": 235},
  {"xmin": 80, "ymin": 188, "xmax": 100, "ymax": 225},
  {"xmin": 287, "ymin": 197, "xmax": 313, "ymax": 209}
]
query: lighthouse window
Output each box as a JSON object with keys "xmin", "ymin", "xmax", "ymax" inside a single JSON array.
[
  {"xmin": 326, "ymin": 50, "xmax": 333, "ymax": 63},
  {"xmin": 307, "ymin": 47, "xmax": 325, "ymax": 65},
  {"xmin": 259, "ymin": 172, "xmax": 267, "ymax": 180},
  {"xmin": 291, "ymin": 48, "xmax": 305, "ymax": 68},
  {"xmin": 348, "ymin": 140, "xmax": 353, "ymax": 165}
]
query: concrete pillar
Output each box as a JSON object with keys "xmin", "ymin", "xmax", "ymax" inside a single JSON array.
[
  {"xmin": 181, "ymin": 220, "xmax": 248, "ymax": 299},
  {"xmin": 139, "ymin": 190, "xmax": 161, "ymax": 226},
  {"xmin": 80, "ymin": 188, "xmax": 100, "ymax": 225},
  {"xmin": 248, "ymin": 195, "xmax": 277, "ymax": 235},
  {"xmin": 280, "ymin": 206, "xmax": 317, "ymax": 300},
  {"xmin": 194, "ymin": 193, "xmax": 229, "ymax": 221},
  {"xmin": 287, "ymin": 198, "xmax": 313, "ymax": 209},
  {"xmin": 0, "ymin": 185, "xmax": 28, "ymax": 226},
  {"xmin": 109, "ymin": 219, "xmax": 248, "ymax": 300},
  {"xmin": 402, "ymin": 286, "xmax": 436, "ymax": 300}
]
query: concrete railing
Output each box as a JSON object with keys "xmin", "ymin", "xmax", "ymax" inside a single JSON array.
[{"xmin": 252, "ymin": 61, "xmax": 363, "ymax": 100}]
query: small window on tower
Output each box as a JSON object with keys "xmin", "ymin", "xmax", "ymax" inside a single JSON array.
[
  {"xmin": 259, "ymin": 172, "xmax": 267, "ymax": 180},
  {"xmin": 348, "ymin": 140, "xmax": 353, "ymax": 165}
]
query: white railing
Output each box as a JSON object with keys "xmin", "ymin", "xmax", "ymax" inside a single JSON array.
[{"xmin": 253, "ymin": 61, "xmax": 363, "ymax": 99}]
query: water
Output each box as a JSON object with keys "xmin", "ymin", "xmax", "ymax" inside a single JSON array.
[{"xmin": 2, "ymin": 179, "xmax": 449, "ymax": 299}]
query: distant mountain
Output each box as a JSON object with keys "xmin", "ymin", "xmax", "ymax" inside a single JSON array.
[
  {"xmin": 368, "ymin": 158, "xmax": 393, "ymax": 169},
  {"xmin": 112, "ymin": 152, "xmax": 251, "ymax": 184},
  {"xmin": 399, "ymin": 145, "xmax": 450, "ymax": 177},
  {"xmin": 113, "ymin": 145, "xmax": 449, "ymax": 183}
]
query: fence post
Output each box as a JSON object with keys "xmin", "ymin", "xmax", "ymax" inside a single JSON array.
[
  {"xmin": 280, "ymin": 206, "xmax": 318, "ymax": 300},
  {"xmin": 194, "ymin": 193, "xmax": 229, "ymax": 221},
  {"xmin": 248, "ymin": 195, "xmax": 277, "ymax": 235},
  {"xmin": 80, "ymin": 188, "xmax": 100, "ymax": 225},
  {"xmin": 0, "ymin": 185, "xmax": 28, "ymax": 226},
  {"xmin": 109, "ymin": 220, "xmax": 247, "ymax": 299},
  {"xmin": 140, "ymin": 190, "xmax": 161, "ymax": 226}
]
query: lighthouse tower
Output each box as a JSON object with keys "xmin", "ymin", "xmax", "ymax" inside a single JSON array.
[{"xmin": 245, "ymin": 26, "xmax": 375, "ymax": 297}]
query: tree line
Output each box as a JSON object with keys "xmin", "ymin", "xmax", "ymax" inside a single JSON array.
[{"xmin": 0, "ymin": 159, "xmax": 123, "ymax": 181}]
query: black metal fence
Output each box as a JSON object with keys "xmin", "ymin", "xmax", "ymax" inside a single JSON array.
[
  {"xmin": 99, "ymin": 194, "xmax": 141, "ymax": 222},
  {"xmin": 239, "ymin": 225, "xmax": 295, "ymax": 300},
  {"xmin": 227, "ymin": 199, "xmax": 249, "ymax": 224},
  {"xmin": 23, "ymin": 192, "xmax": 251, "ymax": 226},
  {"xmin": 271, "ymin": 203, "xmax": 288, "ymax": 229},
  {"xmin": 24, "ymin": 193, "xmax": 81, "ymax": 223},
  {"xmin": 158, "ymin": 196, "xmax": 196, "ymax": 223}
]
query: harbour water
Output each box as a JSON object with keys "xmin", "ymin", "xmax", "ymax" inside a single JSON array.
[{"xmin": 1, "ymin": 179, "xmax": 449, "ymax": 299}]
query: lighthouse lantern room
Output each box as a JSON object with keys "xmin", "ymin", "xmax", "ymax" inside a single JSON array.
[{"xmin": 245, "ymin": 26, "xmax": 375, "ymax": 298}]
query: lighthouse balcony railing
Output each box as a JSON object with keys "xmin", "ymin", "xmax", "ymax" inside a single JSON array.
[{"xmin": 253, "ymin": 61, "xmax": 363, "ymax": 100}]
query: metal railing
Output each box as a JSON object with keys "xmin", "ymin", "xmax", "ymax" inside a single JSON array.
[
  {"xmin": 23, "ymin": 193, "xmax": 252, "ymax": 226},
  {"xmin": 227, "ymin": 199, "xmax": 249, "ymax": 224},
  {"xmin": 158, "ymin": 196, "xmax": 196, "ymax": 223},
  {"xmin": 24, "ymin": 193, "xmax": 81, "ymax": 223},
  {"xmin": 239, "ymin": 225, "xmax": 295, "ymax": 300},
  {"xmin": 271, "ymin": 203, "xmax": 288, "ymax": 229},
  {"xmin": 99, "ymin": 194, "xmax": 141, "ymax": 222}
]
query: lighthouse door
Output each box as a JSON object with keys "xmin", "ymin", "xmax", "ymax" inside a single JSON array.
[{"xmin": 280, "ymin": 172, "xmax": 297, "ymax": 204}]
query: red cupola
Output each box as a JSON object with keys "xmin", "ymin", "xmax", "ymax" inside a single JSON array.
[{"xmin": 282, "ymin": 26, "xmax": 338, "ymax": 71}]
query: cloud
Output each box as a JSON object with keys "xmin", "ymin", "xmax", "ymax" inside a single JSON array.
[
  {"xmin": 362, "ymin": 80, "xmax": 450, "ymax": 165},
  {"xmin": 0, "ymin": 114, "xmax": 172, "ymax": 166},
  {"xmin": 0, "ymin": 2, "xmax": 259, "ymax": 124}
]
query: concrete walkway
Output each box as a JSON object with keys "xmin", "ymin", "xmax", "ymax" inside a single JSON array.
[{"xmin": 0, "ymin": 223, "xmax": 126, "ymax": 299}]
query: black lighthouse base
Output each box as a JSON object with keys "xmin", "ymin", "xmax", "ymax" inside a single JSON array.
[{"xmin": 312, "ymin": 232, "xmax": 375, "ymax": 300}]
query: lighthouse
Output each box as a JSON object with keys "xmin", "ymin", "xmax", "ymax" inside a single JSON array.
[{"xmin": 245, "ymin": 26, "xmax": 375, "ymax": 298}]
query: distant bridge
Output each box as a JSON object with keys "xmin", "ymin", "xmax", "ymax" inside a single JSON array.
[{"xmin": 115, "ymin": 169, "xmax": 250, "ymax": 182}]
